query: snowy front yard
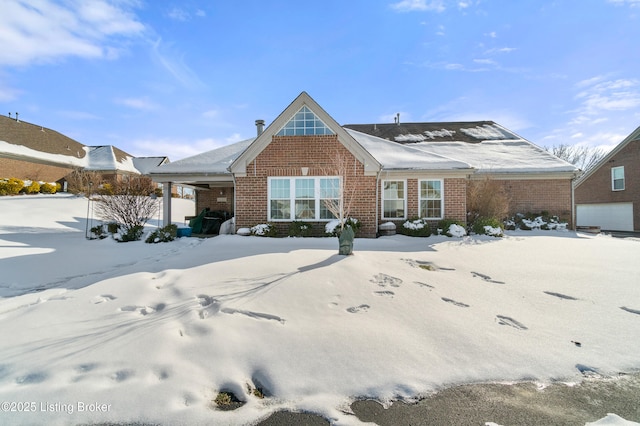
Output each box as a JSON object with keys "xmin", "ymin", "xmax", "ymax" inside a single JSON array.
[{"xmin": 0, "ymin": 195, "xmax": 639, "ymax": 425}]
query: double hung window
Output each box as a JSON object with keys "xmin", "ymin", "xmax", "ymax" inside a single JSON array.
[
  {"xmin": 269, "ymin": 177, "xmax": 340, "ymax": 221},
  {"xmin": 612, "ymin": 166, "xmax": 625, "ymax": 191},
  {"xmin": 382, "ymin": 180, "xmax": 406, "ymax": 219},
  {"xmin": 419, "ymin": 180, "xmax": 443, "ymax": 219}
]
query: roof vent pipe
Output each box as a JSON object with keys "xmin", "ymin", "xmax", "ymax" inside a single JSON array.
[
  {"xmin": 395, "ymin": 113, "xmax": 400, "ymax": 125},
  {"xmin": 255, "ymin": 119, "xmax": 265, "ymax": 136},
  {"xmin": 15, "ymin": 112, "xmax": 19, "ymax": 122}
]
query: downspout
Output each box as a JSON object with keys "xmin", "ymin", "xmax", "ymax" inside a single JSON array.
[
  {"xmin": 375, "ymin": 168, "xmax": 382, "ymax": 237},
  {"xmin": 571, "ymin": 173, "xmax": 577, "ymax": 231},
  {"xmin": 232, "ymin": 174, "xmax": 238, "ymax": 234}
]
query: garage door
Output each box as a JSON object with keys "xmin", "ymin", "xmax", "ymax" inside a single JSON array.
[{"xmin": 576, "ymin": 203, "xmax": 634, "ymax": 231}]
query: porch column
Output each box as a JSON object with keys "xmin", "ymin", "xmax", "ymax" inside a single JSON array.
[{"xmin": 162, "ymin": 182, "xmax": 172, "ymax": 226}]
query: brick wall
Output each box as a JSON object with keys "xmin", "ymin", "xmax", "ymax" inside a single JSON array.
[
  {"xmin": 498, "ymin": 178, "xmax": 573, "ymax": 223},
  {"xmin": 379, "ymin": 177, "xmax": 467, "ymax": 231},
  {"xmin": 575, "ymin": 139, "xmax": 640, "ymax": 230},
  {"xmin": 195, "ymin": 186, "xmax": 234, "ymax": 216},
  {"xmin": 0, "ymin": 157, "xmax": 73, "ymax": 183},
  {"xmin": 235, "ymin": 135, "xmax": 379, "ymax": 237}
]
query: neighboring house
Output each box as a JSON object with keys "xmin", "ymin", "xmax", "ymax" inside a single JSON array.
[
  {"xmin": 574, "ymin": 126, "xmax": 640, "ymax": 232},
  {"xmin": 150, "ymin": 92, "xmax": 578, "ymax": 237},
  {"xmin": 0, "ymin": 113, "xmax": 169, "ymax": 186}
]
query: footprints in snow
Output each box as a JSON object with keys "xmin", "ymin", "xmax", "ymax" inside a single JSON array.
[
  {"xmin": 14, "ymin": 363, "xmax": 171, "ymax": 387},
  {"xmin": 196, "ymin": 294, "xmax": 284, "ymax": 324},
  {"xmin": 496, "ymin": 315, "xmax": 528, "ymax": 330},
  {"xmin": 347, "ymin": 304, "xmax": 370, "ymax": 314},
  {"xmin": 370, "ymin": 273, "xmax": 402, "ymax": 288},
  {"xmin": 544, "ymin": 291, "xmax": 578, "ymax": 300},
  {"xmin": 441, "ymin": 297, "xmax": 469, "ymax": 308},
  {"xmin": 471, "ymin": 271, "xmax": 505, "ymax": 284}
]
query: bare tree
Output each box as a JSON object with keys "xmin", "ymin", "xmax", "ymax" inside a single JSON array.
[
  {"xmin": 321, "ymin": 151, "xmax": 357, "ymax": 232},
  {"xmin": 94, "ymin": 176, "xmax": 158, "ymax": 241},
  {"xmin": 467, "ymin": 178, "xmax": 511, "ymax": 221},
  {"xmin": 546, "ymin": 144, "xmax": 606, "ymax": 172},
  {"xmin": 65, "ymin": 169, "xmax": 103, "ymax": 195}
]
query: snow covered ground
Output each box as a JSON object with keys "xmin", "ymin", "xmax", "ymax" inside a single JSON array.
[{"xmin": 0, "ymin": 194, "xmax": 639, "ymax": 425}]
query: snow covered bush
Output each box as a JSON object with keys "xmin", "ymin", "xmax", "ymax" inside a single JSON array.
[
  {"xmin": 89, "ymin": 224, "xmax": 108, "ymax": 240},
  {"xmin": 94, "ymin": 176, "xmax": 158, "ymax": 241},
  {"xmin": 510, "ymin": 212, "xmax": 568, "ymax": 231},
  {"xmin": 115, "ymin": 225, "xmax": 145, "ymax": 242},
  {"xmin": 447, "ymin": 224, "xmax": 467, "ymax": 237},
  {"xmin": 437, "ymin": 219, "xmax": 466, "ymax": 237},
  {"xmin": 23, "ymin": 180, "xmax": 40, "ymax": 194},
  {"xmin": 325, "ymin": 218, "xmax": 360, "ymax": 237},
  {"xmin": 398, "ymin": 218, "xmax": 431, "ymax": 237},
  {"xmin": 251, "ymin": 223, "xmax": 277, "ymax": 237},
  {"xmin": 472, "ymin": 217, "xmax": 504, "ymax": 237},
  {"xmin": 288, "ymin": 221, "xmax": 311, "ymax": 237},
  {"xmin": 145, "ymin": 224, "xmax": 178, "ymax": 243}
]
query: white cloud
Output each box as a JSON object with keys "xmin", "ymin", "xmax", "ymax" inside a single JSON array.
[
  {"xmin": 572, "ymin": 77, "xmax": 640, "ymax": 122},
  {"xmin": 390, "ymin": 0, "xmax": 446, "ymax": 12},
  {"xmin": 607, "ymin": 0, "xmax": 640, "ymax": 6},
  {"xmin": 115, "ymin": 97, "xmax": 159, "ymax": 111},
  {"xmin": 0, "ymin": 81, "xmax": 21, "ymax": 102},
  {"xmin": 167, "ymin": 6, "xmax": 207, "ymax": 21},
  {"xmin": 132, "ymin": 135, "xmax": 241, "ymax": 160},
  {"xmin": 167, "ymin": 8, "xmax": 190, "ymax": 21},
  {"xmin": 0, "ymin": 0, "xmax": 145, "ymax": 67},
  {"xmin": 150, "ymin": 38, "xmax": 206, "ymax": 90},
  {"xmin": 58, "ymin": 110, "xmax": 101, "ymax": 120}
]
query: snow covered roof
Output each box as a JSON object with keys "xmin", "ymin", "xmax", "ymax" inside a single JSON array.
[
  {"xmin": 151, "ymin": 138, "xmax": 255, "ymax": 176},
  {"xmin": 345, "ymin": 128, "xmax": 473, "ymax": 171},
  {"xmin": 345, "ymin": 121, "xmax": 578, "ymax": 175},
  {"xmin": 411, "ymin": 140, "xmax": 578, "ymax": 174},
  {"xmin": 132, "ymin": 157, "xmax": 169, "ymax": 174},
  {"xmin": 344, "ymin": 121, "xmax": 519, "ymax": 144},
  {"xmin": 0, "ymin": 115, "xmax": 163, "ymax": 176},
  {"xmin": 84, "ymin": 145, "xmax": 139, "ymax": 173}
]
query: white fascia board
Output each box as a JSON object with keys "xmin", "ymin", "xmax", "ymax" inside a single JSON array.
[
  {"xmin": 150, "ymin": 173, "xmax": 233, "ymax": 184},
  {"xmin": 379, "ymin": 168, "xmax": 475, "ymax": 179},
  {"xmin": 472, "ymin": 170, "xmax": 578, "ymax": 180}
]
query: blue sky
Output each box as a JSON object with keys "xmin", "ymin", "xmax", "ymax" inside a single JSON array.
[{"xmin": 1, "ymin": 0, "xmax": 639, "ymax": 161}]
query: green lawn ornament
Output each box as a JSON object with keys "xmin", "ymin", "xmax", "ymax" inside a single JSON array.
[{"xmin": 338, "ymin": 225, "xmax": 355, "ymax": 255}]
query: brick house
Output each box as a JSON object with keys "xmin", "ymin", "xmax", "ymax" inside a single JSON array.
[
  {"xmin": 151, "ymin": 92, "xmax": 578, "ymax": 237},
  {"xmin": 574, "ymin": 126, "xmax": 640, "ymax": 232},
  {"xmin": 0, "ymin": 113, "xmax": 168, "ymax": 188}
]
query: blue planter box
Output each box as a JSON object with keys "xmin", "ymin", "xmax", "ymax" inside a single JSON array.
[{"xmin": 177, "ymin": 227, "xmax": 192, "ymax": 237}]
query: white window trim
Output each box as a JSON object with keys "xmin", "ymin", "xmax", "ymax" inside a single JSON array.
[
  {"xmin": 418, "ymin": 179, "xmax": 444, "ymax": 220},
  {"xmin": 381, "ymin": 179, "xmax": 407, "ymax": 220},
  {"xmin": 267, "ymin": 176, "xmax": 341, "ymax": 221},
  {"xmin": 611, "ymin": 166, "xmax": 625, "ymax": 191}
]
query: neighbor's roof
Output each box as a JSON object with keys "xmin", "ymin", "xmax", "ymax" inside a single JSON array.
[
  {"xmin": 345, "ymin": 121, "xmax": 578, "ymax": 174},
  {"xmin": 0, "ymin": 114, "xmax": 157, "ymax": 175}
]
